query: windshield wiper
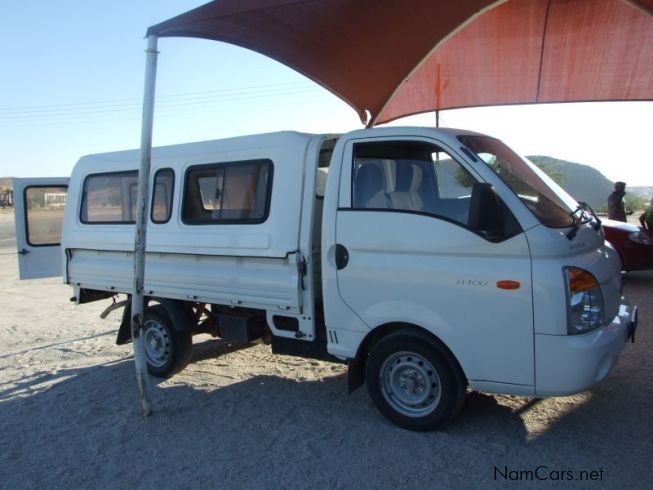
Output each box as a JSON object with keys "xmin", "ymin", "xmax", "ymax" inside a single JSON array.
[
  {"xmin": 578, "ymin": 201, "xmax": 601, "ymax": 231},
  {"xmin": 566, "ymin": 219, "xmax": 580, "ymax": 241},
  {"xmin": 566, "ymin": 203, "xmax": 594, "ymax": 240}
]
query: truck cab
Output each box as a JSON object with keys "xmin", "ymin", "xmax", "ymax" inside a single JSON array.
[{"xmin": 14, "ymin": 127, "xmax": 638, "ymax": 431}]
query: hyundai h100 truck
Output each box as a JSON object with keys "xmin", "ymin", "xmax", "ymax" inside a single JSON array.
[{"xmin": 14, "ymin": 127, "xmax": 638, "ymax": 430}]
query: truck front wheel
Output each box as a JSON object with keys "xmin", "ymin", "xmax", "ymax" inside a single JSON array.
[
  {"xmin": 366, "ymin": 329, "xmax": 466, "ymax": 431},
  {"xmin": 142, "ymin": 305, "xmax": 192, "ymax": 378}
]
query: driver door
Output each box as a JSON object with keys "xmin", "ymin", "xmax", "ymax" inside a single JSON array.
[{"xmin": 333, "ymin": 136, "xmax": 535, "ymax": 387}]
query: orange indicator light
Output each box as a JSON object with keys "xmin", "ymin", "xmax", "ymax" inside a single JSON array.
[{"xmin": 497, "ymin": 280, "xmax": 520, "ymax": 290}]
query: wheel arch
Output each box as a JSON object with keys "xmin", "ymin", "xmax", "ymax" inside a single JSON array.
[
  {"xmin": 116, "ymin": 296, "xmax": 196, "ymax": 345},
  {"xmin": 154, "ymin": 298, "xmax": 196, "ymax": 332},
  {"xmin": 347, "ymin": 322, "xmax": 467, "ymax": 393}
]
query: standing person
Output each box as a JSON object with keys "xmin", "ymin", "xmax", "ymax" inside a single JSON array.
[
  {"xmin": 607, "ymin": 181, "xmax": 628, "ymax": 222},
  {"xmin": 639, "ymin": 197, "xmax": 653, "ymax": 230}
]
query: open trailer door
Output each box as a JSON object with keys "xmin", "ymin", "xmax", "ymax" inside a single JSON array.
[{"xmin": 13, "ymin": 177, "xmax": 69, "ymax": 279}]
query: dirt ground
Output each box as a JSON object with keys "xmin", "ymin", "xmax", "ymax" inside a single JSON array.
[{"xmin": 0, "ymin": 208, "xmax": 651, "ymax": 489}]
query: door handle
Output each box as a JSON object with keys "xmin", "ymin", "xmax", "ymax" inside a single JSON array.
[
  {"xmin": 18, "ymin": 249, "xmax": 29, "ymax": 256},
  {"xmin": 335, "ymin": 244, "xmax": 349, "ymax": 270}
]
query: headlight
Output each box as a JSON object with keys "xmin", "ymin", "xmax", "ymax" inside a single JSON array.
[
  {"xmin": 564, "ymin": 267, "xmax": 604, "ymax": 335},
  {"xmin": 629, "ymin": 230, "xmax": 653, "ymax": 245}
]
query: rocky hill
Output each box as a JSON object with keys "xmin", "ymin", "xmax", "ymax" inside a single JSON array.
[
  {"xmin": 628, "ymin": 186, "xmax": 653, "ymax": 200},
  {"xmin": 526, "ymin": 156, "xmax": 651, "ymax": 210}
]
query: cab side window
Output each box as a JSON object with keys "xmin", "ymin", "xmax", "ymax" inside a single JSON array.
[{"xmin": 352, "ymin": 141, "xmax": 477, "ymax": 226}]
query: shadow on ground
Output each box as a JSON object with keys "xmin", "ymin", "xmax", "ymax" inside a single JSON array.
[{"xmin": 1, "ymin": 315, "xmax": 651, "ymax": 489}]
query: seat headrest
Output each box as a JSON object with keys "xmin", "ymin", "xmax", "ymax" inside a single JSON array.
[
  {"xmin": 354, "ymin": 162, "xmax": 384, "ymax": 207},
  {"xmin": 395, "ymin": 163, "xmax": 423, "ymax": 192}
]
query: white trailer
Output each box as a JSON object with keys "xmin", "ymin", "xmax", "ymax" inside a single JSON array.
[{"xmin": 14, "ymin": 126, "xmax": 637, "ymax": 430}]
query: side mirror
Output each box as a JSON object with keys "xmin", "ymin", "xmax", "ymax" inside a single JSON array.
[{"xmin": 468, "ymin": 183, "xmax": 502, "ymax": 238}]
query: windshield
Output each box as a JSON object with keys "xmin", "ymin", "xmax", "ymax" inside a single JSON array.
[{"xmin": 458, "ymin": 135, "xmax": 577, "ymax": 228}]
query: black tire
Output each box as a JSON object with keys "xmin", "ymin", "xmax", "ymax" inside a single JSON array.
[
  {"xmin": 366, "ymin": 328, "xmax": 466, "ymax": 431},
  {"xmin": 142, "ymin": 305, "xmax": 192, "ymax": 378}
]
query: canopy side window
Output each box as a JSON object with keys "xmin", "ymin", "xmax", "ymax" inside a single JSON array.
[
  {"xmin": 182, "ymin": 159, "xmax": 273, "ymax": 225},
  {"xmin": 24, "ymin": 185, "xmax": 68, "ymax": 246},
  {"xmin": 151, "ymin": 168, "xmax": 175, "ymax": 224},
  {"xmin": 81, "ymin": 171, "xmax": 139, "ymax": 224}
]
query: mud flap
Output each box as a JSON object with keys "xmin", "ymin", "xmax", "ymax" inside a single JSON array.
[
  {"xmin": 628, "ymin": 305, "xmax": 638, "ymax": 343},
  {"xmin": 116, "ymin": 301, "xmax": 132, "ymax": 345},
  {"xmin": 347, "ymin": 355, "xmax": 365, "ymax": 393}
]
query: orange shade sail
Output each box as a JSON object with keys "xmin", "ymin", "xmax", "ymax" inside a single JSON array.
[{"xmin": 147, "ymin": 0, "xmax": 653, "ymax": 126}]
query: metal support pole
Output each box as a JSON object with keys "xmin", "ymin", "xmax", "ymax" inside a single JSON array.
[
  {"xmin": 435, "ymin": 63, "xmax": 441, "ymax": 128},
  {"xmin": 131, "ymin": 34, "xmax": 159, "ymax": 416}
]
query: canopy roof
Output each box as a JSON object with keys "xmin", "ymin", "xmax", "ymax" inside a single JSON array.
[{"xmin": 148, "ymin": 0, "xmax": 653, "ymax": 126}]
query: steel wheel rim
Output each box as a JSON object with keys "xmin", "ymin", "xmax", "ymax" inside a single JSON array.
[
  {"xmin": 143, "ymin": 320, "xmax": 171, "ymax": 368},
  {"xmin": 380, "ymin": 351, "xmax": 441, "ymax": 417}
]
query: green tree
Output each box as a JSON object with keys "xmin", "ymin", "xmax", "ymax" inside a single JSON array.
[
  {"xmin": 533, "ymin": 161, "xmax": 567, "ymax": 186},
  {"xmin": 624, "ymin": 194, "xmax": 645, "ymax": 213}
]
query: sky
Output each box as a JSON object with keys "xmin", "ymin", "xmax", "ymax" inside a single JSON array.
[{"xmin": 1, "ymin": 1, "xmax": 652, "ymax": 187}]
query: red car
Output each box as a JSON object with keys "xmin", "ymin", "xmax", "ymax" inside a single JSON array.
[{"xmin": 602, "ymin": 219, "xmax": 653, "ymax": 271}]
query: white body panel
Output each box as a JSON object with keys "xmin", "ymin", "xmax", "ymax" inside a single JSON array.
[
  {"xmin": 535, "ymin": 302, "xmax": 634, "ymax": 396},
  {"xmin": 528, "ymin": 223, "xmax": 623, "ymax": 336},
  {"xmin": 68, "ymin": 249, "xmax": 302, "ymax": 311},
  {"xmin": 334, "ymin": 211, "xmax": 534, "ymax": 386}
]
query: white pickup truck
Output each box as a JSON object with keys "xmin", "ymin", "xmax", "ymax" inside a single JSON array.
[{"xmin": 14, "ymin": 126, "xmax": 637, "ymax": 430}]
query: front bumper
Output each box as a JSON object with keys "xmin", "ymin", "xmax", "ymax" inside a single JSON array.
[{"xmin": 535, "ymin": 300, "xmax": 637, "ymax": 396}]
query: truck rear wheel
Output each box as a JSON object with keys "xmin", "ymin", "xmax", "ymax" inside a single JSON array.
[
  {"xmin": 366, "ymin": 329, "xmax": 465, "ymax": 431},
  {"xmin": 142, "ymin": 305, "xmax": 192, "ymax": 378}
]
